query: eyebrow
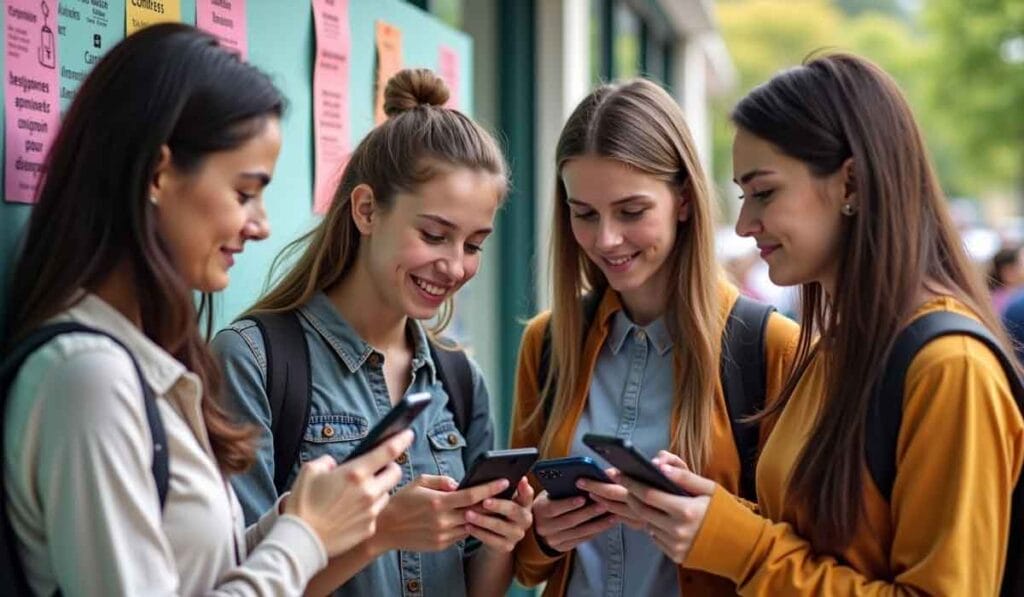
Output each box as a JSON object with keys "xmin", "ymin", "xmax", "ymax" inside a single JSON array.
[
  {"xmin": 566, "ymin": 194, "xmax": 652, "ymax": 207},
  {"xmin": 733, "ymin": 169, "xmax": 774, "ymax": 185},
  {"xmin": 418, "ymin": 213, "xmax": 493, "ymax": 235},
  {"xmin": 238, "ymin": 172, "xmax": 272, "ymax": 186}
]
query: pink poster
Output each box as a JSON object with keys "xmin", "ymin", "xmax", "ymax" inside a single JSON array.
[
  {"xmin": 311, "ymin": 0, "xmax": 351, "ymax": 214},
  {"xmin": 438, "ymin": 45, "xmax": 459, "ymax": 110},
  {"xmin": 196, "ymin": 0, "xmax": 248, "ymax": 59},
  {"xmin": 5, "ymin": 0, "xmax": 61, "ymax": 203}
]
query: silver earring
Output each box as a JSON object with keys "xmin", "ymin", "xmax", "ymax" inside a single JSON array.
[
  {"xmin": 149, "ymin": 195, "xmax": 159, "ymax": 206},
  {"xmin": 841, "ymin": 203, "xmax": 856, "ymax": 216}
]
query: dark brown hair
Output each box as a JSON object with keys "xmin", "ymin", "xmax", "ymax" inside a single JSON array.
[
  {"xmin": 732, "ymin": 52, "xmax": 1015, "ymax": 554},
  {"xmin": 6, "ymin": 24, "xmax": 284, "ymax": 473},
  {"xmin": 249, "ymin": 68, "xmax": 508, "ymax": 334}
]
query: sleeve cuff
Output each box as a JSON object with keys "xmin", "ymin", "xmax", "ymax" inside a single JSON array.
[
  {"xmin": 684, "ymin": 486, "xmax": 767, "ymax": 581},
  {"xmin": 263, "ymin": 513, "xmax": 329, "ymax": 577}
]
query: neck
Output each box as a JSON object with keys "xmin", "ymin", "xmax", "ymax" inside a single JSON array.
[
  {"xmin": 92, "ymin": 259, "xmax": 144, "ymax": 328},
  {"xmin": 327, "ymin": 258, "xmax": 408, "ymax": 350},
  {"xmin": 618, "ymin": 269, "xmax": 669, "ymax": 326}
]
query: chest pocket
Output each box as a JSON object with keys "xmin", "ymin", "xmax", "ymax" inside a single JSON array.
[
  {"xmin": 298, "ymin": 413, "xmax": 369, "ymax": 464},
  {"xmin": 427, "ymin": 420, "xmax": 467, "ymax": 480}
]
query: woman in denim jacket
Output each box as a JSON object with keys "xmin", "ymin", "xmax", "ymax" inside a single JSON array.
[{"xmin": 212, "ymin": 69, "xmax": 533, "ymax": 597}]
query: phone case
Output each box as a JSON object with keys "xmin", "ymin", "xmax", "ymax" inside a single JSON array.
[
  {"xmin": 582, "ymin": 434, "xmax": 688, "ymax": 496},
  {"xmin": 458, "ymin": 448, "xmax": 539, "ymax": 499},
  {"xmin": 533, "ymin": 456, "xmax": 612, "ymax": 500}
]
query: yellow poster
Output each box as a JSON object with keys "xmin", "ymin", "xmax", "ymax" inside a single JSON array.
[{"xmin": 126, "ymin": 0, "xmax": 182, "ymax": 35}]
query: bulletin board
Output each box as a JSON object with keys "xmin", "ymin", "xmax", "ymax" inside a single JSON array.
[{"xmin": 0, "ymin": 0, "xmax": 474, "ymax": 332}]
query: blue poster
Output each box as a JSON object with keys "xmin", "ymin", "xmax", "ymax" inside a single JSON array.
[{"xmin": 58, "ymin": 0, "xmax": 125, "ymax": 112}]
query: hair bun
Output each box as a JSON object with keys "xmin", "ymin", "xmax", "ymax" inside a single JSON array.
[{"xmin": 383, "ymin": 68, "xmax": 450, "ymax": 116}]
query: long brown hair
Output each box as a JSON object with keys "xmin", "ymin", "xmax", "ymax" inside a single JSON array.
[
  {"xmin": 248, "ymin": 68, "xmax": 508, "ymax": 335},
  {"xmin": 732, "ymin": 52, "xmax": 1017, "ymax": 554},
  {"xmin": 6, "ymin": 24, "xmax": 284, "ymax": 473},
  {"xmin": 534, "ymin": 79, "xmax": 722, "ymax": 473}
]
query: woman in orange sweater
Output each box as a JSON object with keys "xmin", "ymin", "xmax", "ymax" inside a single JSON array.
[
  {"xmin": 613, "ymin": 53, "xmax": 1024, "ymax": 595},
  {"xmin": 509, "ymin": 79, "xmax": 798, "ymax": 596}
]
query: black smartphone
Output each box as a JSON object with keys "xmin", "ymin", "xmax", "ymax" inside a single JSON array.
[
  {"xmin": 533, "ymin": 456, "xmax": 613, "ymax": 500},
  {"xmin": 581, "ymin": 433, "xmax": 688, "ymax": 496},
  {"xmin": 458, "ymin": 448, "xmax": 540, "ymax": 500},
  {"xmin": 342, "ymin": 392, "xmax": 432, "ymax": 463}
]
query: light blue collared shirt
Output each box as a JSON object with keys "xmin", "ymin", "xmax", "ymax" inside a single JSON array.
[
  {"xmin": 567, "ymin": 310, "xmax": 681, "ymax": 597},
  {"xmin": 211, "ymin": 292, "xmax": 494, "ymax": 597}
]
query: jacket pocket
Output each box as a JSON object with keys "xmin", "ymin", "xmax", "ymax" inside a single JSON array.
[
  {"xmin": 427, "ymin": 420, "xmax": 467, "ymax": 479},
  {"xmin": 298, "ymin": 413, "xmax": 369, "ymax": 464}
]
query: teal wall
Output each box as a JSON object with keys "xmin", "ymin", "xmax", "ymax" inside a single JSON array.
[{"xmin": 0, "ymin": 0, "xmax": 473, "ymax": 338}]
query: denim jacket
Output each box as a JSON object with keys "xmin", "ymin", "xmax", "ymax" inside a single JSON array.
[{"xmin": 211, "ymin": 292, "xmax": 495, "ymax": 597}]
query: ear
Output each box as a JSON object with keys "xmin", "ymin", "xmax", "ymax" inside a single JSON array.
[
  {"xmin": 149, "ymin": 145, "xmax": 173, "ymax": 201},
  {"xmin": 840, "ymin": 157, "xmax": 856, "ymax": 203},
  {"xmin": 350, "ymin": 184, "xmax": 377, "ymax": 235},
  {"xmin": 676, "ymin": 181, "xmax": 693, "ymax": 223}
]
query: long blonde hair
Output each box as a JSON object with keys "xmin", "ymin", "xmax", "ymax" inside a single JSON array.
[
  {"xmin": 248, "ymin": 68, "xmax": 508, "ymax": 334},
  {"xmin": 535, "ymin": 79, "xmax": 722, "ymax": 473}
]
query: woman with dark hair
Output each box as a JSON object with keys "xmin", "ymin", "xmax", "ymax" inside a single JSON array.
[
  {"xmin": 608, "ymin": 53, "xmax": 1024, "ymax": 594},
  {"xmin": 989, "ymin": 246, "xmax": 1024, "ymax": 313},
  {"xmin": 2, "ymin": 24, "xmax": 409, "ymax": 595}
]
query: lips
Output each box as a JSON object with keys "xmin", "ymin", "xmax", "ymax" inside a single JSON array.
[
  {"xmin": 221, "ymin": 247, "xmax": 242, "ymax": 267},
  {"xmin": 756, "ymin": 243, "xmax": 781, "ymax": 258},
  {"xmin": 599, "ymin": 251, "xmax": 640, "ymax": 272}
]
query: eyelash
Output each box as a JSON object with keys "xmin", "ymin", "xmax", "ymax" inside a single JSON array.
[
  {"xmin": 237, "ymin": 191, "xmax": 257, "ymax": 204},
  {"xmin": 571, "ymin": 208, "xmax": 648, "ymax": 221},
  {"xmin": 739, "ymin": 190, "xmax": 773, "ymax": 202},
  {"xmin": 421, "ymin": 231, "xmax": 484, "ymax": 254}
]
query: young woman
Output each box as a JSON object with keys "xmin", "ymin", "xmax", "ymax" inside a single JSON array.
[
  {"xmin": 989, "ymin": 245, "xmax": 1024, "ymax": 314},
  {"xmin": 614, "ymin": 53, "xmax": 1024, "ymax": 595},
  {"xmin": 509, "ymin": 78, "xmax": 799, "ymax": 596},
  {"xmin": 2, "ymin": 24, "xmax": 410, "ymax": 596},
  {"xmin": 211, "ymin": 69, "xmax": 533, "ymax": 596}
]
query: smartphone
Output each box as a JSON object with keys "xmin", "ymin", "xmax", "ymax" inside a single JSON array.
[
  {"xmin": 581, "ymin": 433, "xmax": 688, "ymax": 496},
  {"xmin": 342, "ymin": 392, "xmax": 432, "ymax": 463},
  {"xmin": 533, "ymin": 456, "xmax": 613, "ymax": 500},
  {"xmin": 458, "ymin": 448, "xmax": 540, "ymax": 500}
]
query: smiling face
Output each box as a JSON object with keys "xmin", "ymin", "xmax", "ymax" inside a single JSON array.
[
  {"xmin": 561, "ymin": 155, "xmax": 689, "ymax": 307},
  {"xmin": 359, "ymin": 166, "xmax": 503, "ymax": 320},
  {"xmin": 732, "ymin": 127, "xmax": 850, "ymax": 291},
  {"xmin": 153, "ymin": 117, "xmax": 281, "ymax": 292}
]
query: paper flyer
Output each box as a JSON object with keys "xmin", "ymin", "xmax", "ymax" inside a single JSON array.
[
  {"xmin": 373, "ymin": 20, "xmax": 403, "ymax": 125},
  {"xmin": 58, "ymin": 0, "xmax": 125, "ymax": 112},
  {"xmin": 126, "ymin": 0, "xmax": 182, "ymax": 35},
  {"xmin": 437, "ymin": 44, "xmax": 459, "ymax": 110},
  {"xmin": 311, "ymin": 0, "xmax": 351, "ymax": 214},
  {"xmin": 196, "ymin": 0, "xmax": 248, "ymax": 59},
  {"xmin": 4, "ymin": 0, "xmax": 61, "ymax": 203}
]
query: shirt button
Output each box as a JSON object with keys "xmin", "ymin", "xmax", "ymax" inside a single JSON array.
[
  {"xmin": 447, "ymin": 433, "xmax": 459, "ymax": 446},
  {"xmin": 406, "ymin": 579, "xmax": 421, "ymax": 593},
  {"xmin": 322, "ymin": 425, "xmax": 335, "ymax": 438},
  {"xmin": 635, "ymin": 329, "xmax": 646, "ymax": 342},
  {"xmin": 367, "ymin": 354, "xmax": 381, "ymax": 367},
  {"xmin": 396, "ymin": 452, "xmax": 409, "ymax": 465}
]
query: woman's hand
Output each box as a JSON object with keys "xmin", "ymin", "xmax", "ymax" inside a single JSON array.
[
  {"xmin": 611, "ymin": 453, "xmax": 716, "ymax": 564},
  {"xmin": 577, "ymin": 473, "xmax": 646, "ymax": 530},
  {"xmin": 465, "ymin": 477, "xmax": 535, "ymax": 553},
  {"xmin": 284, "ymin": 430, "xmax": 412, "ymax": 557},
  {"xmin": 532, "ymin": 490, "xmax": 618, "ymax": 553},
  {"xmin": 370, "ymin": 474, "xmax": 511, "ymax": 553}
]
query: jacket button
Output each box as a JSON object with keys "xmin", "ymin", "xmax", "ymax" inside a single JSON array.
[
  {"xmin": 367, "ymin": 354, "xmax": 381, "ymax": 367},
  {"xmin": 396, "ymin": 452, "xmax": 409, "ymax": 465},
  {"xmin": 447, "ymin": 433, "xmax": 459, "ymax": 446},
  {"xmin": 322, "ymin": 425, "xmax": 335, "ymax": 438},
  {"xmin": 406, "ymin": 579, "xmax": 421, "ymax": 592}
]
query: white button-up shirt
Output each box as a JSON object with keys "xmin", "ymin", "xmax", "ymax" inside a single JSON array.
[{"xmin": 4, "ymin": 294, "xmax": 327, "ymax": 595}]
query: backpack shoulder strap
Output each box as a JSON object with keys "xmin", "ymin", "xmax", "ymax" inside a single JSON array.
[
  {"xmin": 867, "ymin": 311, "xmax": 1024, "ymax": 597},
  {"xmin": 248, "ymin": 311, "xmax": 311, "ymax": 495},
  {"xmin": 539, "ymin": 293, "xmax": 603, "ymax": 423},
  {"xmin": 720, "ymin": 295, "xmax": 775, "ymax": 501},
  {"xmin": 429, "ymin": 340, "xmax": 474, "ymax": 437}
]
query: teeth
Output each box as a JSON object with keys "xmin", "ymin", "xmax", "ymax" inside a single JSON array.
[
  {"xmin": 606, "ymin": 255, "xmax": 631, "ymax": 265},
  {"xmin": 413, "ymin": 277, "xmax": 445, "ymax": 297}
]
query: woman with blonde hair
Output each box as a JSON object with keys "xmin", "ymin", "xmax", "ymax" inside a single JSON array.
[
  {"xmin": 212, "ymin": 69, "xmax": 533, "ymax": 596},
  {"xmin": 510, "ymin": 78, "xmax": 799, "ymax": 596}
]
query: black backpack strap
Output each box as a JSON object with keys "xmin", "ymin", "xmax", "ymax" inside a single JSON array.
[
  {"xmin": 538, "ymin": 293, "xmax": 603, "ymax": 422},
  {"xmin": 720, "ymin": 296, "xmax": 775, "ymax": 501},
  {"xmin": 429, "ymin": 340, "xmax": 474, "ymax": 437},
  {"xmin": 249, "ymin": 312, "xmax": 312, "ymax": 495},
  {"xmin": 867, "ymin": 311, "xmax": 1024, "ymax": 597},
  {"xmin": 0, "ymin": 322, "xmax": 169, "ymax": 595}
]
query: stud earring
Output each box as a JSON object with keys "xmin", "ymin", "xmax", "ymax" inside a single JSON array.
[
  {"xmin": 841, "ymin": 203, "xmax": 857, "ymax": 216},
  {"xmin": 149, "ymin": 195, "xmax": 159, "ymax": 206}
]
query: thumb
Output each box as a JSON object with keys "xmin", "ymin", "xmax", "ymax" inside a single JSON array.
[
  {"xmin": 659, "ymin": 463, "xmax": 716, "ymax": 496},
  {"xmin": 416, "ymin": 474, "xmax": 459, "ymax": 491},
  {"xmin": 304, "ymin": 454, "xmax": 337, "ymax": 475}
]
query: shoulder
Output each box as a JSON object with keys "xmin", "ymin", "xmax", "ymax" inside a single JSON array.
[
  {"xmin": 521, "ymin": 310, "xmax": 553, "ymax": 352},
  {"xmin": 764, "ymin": 310, "xmax": 800, "ymax": 353},
  {"xmin": 211, "ymin": 319, "xmax": 266, "ymax": 362}
]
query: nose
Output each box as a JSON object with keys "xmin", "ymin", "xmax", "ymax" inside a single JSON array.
[
  {"xmin": 595, "ymin": 219, "xmax": 622, "ymax": 251},
  {"xmin": 734, "ymin": 200, "xmax": 761, "ymax": 238},
  {"xmin": 243, "ymin": 201, "xmax": 271, "ymax": 241},
  {"xmin": 436, "ymin": 249, "xmax": 466, "ymax": 283}
]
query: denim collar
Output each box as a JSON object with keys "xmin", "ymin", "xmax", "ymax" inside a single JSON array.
[{"xmin": 606, "ymin": 309, "xmax": 673, "ymax": 357}]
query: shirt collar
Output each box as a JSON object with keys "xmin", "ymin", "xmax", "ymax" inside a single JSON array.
[
  {"xmin": 63, "ymin": 293, "xmax": 187, "ymax": 396},
  {"xmin": 300, "ymin": 291, "xmax": 436, "ymax": 382},
  {"xmin": 606, "ymin": 309, "xmax": 674, "ymax": 356}
]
